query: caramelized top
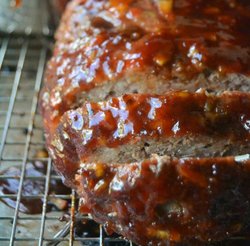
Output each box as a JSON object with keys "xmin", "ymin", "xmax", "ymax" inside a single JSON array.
[
  {"xmin": 41, "ymin": 0, "xmax": 250, "ymax": 130},
  {"xmin": 52, "ymin": 91, "xmax": 250, "ymax": 164}
]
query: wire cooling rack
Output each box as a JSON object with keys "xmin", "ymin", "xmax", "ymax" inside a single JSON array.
[{"xmin": 0, "ymin": 36, "xmax": 133, "ymax": 246}]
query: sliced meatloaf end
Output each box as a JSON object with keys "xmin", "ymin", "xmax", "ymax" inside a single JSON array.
[
  {"xmin": 76, "ymin": 155, "xmax": 250, "ymax": 245},
  {"xmin": 48, "ymin": 90, "xmax": 250, "ymax": 185}
]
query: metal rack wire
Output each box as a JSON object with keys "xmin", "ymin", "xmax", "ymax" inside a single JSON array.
[{"xmin": 0, "ymin": 36, "xmax": 133, "ymax": 246}]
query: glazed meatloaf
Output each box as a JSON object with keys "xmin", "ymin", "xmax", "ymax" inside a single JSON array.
[{"xmin": 40, "ymin": 0, "xmax": 250, "ymax": 245}]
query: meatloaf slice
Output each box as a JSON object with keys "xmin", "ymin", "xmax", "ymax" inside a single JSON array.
[
  {"xmin": 49, "ymin": 91, "xmax": 250, "ymax": 184},
  {"xmin": 40, "ymin": 0, "xmax": 250, "ymax": 134},
  {"xmin": 76, "ymin": 155, "xmax": 250, "ymax": 246}
]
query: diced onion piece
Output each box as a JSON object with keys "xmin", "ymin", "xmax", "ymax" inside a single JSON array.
[{"xmin": 156, "ymin": 0, "xmax": 173, "ymax": 15}]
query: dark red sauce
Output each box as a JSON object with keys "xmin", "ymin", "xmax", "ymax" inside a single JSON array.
[{"xmin": 0, "ymin": 161, "xmax": 71, "ymax": 214}]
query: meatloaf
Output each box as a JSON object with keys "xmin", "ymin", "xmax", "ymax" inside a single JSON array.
[
  {"xmin": 40, "ymin": 0, "xmax": 250, "ymax": 245},
  {"xmin": 51, "ymin": 91, "xmax": 250, "ymax": 184}
]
